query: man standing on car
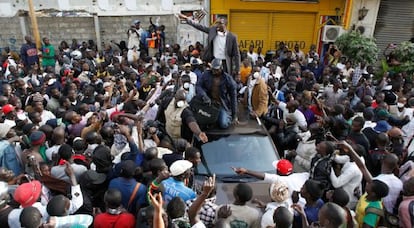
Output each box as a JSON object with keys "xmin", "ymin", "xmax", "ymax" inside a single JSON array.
[
  {"xmin": 197, "ymin": 58, "xmax": 238, "ymax": 129},
  {"xmin": 177, "ymin": 14, "xmax": 240, "ymax": 76}
]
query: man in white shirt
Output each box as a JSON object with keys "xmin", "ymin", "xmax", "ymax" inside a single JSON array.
[
  {"xmin": 330, "ymin": 153, "xmax": 363, "ymax": 209},
  {"xmin": 247, "ymin": 45, "xmax": 258, "ymax": 66},
  {"xmin": 181, "ymin": 63, "xmax": 198, "ymax": 85},
  {"xmin": 233, "ymin": 159, "xmax": 309, "ymax": 201},
  {"xmin": 374, "ymin": 153, "xmax": 403, "ymax": 213},
  {"xmin": 278, "ymin": 100, "xmax": 308, "ymax": 133}
]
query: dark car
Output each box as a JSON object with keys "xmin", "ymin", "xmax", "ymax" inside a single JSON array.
[{"xmin": 193, "ymin": 118, "xmax": 280, "ymax": 184}]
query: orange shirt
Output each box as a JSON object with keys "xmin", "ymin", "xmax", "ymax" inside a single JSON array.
[{"xmin": 240, "ymin": 66, "xmax": 252, "ymax": 85}]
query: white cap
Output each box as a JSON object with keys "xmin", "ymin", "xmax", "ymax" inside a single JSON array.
[{"xmin": 170, "ymin": 160, "xmax": 193, "ymax": 176}]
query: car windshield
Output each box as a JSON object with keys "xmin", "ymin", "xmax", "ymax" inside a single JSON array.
[{"xmin": 196, "ymin": 134, "xmax": 278, "ymax": 176}]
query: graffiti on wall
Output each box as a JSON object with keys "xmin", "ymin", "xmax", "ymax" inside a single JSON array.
[{"xmin": 0, "ymin": 35, "xmax": 18, "ymax": 54}]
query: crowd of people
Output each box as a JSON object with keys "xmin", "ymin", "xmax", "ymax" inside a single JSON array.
[{"xmin": 0, "ymin": 15, "xmax": 413, "ymax": 228}]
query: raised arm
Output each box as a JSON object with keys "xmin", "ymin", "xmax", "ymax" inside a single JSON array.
[
  {"xmin": 338, "ymin": 141, "xmax": 373, "ymax": 183},
  {"xmin": 177, "ymin": 13, "xmax": 210, "ymax": 34},
  {"xmin": 232, "ymin": 167, "xmax": 265, "ymax": 180}
]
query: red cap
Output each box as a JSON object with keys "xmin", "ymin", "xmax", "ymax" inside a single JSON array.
[
  {"xmin": 191, "ymin": 50, "xmax": 199, "ymax": 55},
  {"xmin": 2, "ymin": 104, "xmax": 14, "ymax": 115},
  {"xmin": 110, "ymin": 110, "xmax": 124, "ymax": 121},
  {"xmin": 14, "ymin": 180, "xmax": 42, "ymax": 208},
  {"xmin": 272, "ymin": 159, "xmax": 293, "ymax": 175}
]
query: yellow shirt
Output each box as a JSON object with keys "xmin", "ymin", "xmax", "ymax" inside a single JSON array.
[
  {"xmin": 355, "ymin": 193, "xmax": 383, "ymax": 228},
  {"xmin": 240, "ymin": 66, "xmax": 252, "ymax": 85}
]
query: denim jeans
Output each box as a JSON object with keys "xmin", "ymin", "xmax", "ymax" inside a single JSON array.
[{"xmin": 217, "ymin": 108, "xmax": 232, "ymax": 129}]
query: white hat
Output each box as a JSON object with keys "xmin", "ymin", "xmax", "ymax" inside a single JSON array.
[
  {"xmin": 266, "ymin": 62, "xmax": 272, "ymax": 67},
  {"xmin": 145, "ymin": 63, "xmax": 153, "ymax": 69},
  {"xmin": 170, "ymin": 160, "xmax": 193, "ymax": 176}
]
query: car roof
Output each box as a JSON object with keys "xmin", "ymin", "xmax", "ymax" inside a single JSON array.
[{"xmin": 204, "ymin": 109, "xmax": 268, "ymax": 135}]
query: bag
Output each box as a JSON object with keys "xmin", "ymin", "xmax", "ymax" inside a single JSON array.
[
  {"xmin": 127, "ymin": 182, "xmax": 141, "ymax": 212},
  {"xmin": 189, "ymin": 96, "xmax": 220, "ymax": 126},
  {"xmin": 366, "ymin": 206, "xmax": 399, "ymax": 228}
]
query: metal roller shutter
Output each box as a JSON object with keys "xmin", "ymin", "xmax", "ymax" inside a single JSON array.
[
  {"xmin": 270, "ymin": 13, "xmax": 316, "ymax": 52},
  {"xmin": 230, "ymin": 12, "xmax": 270, "ymax": 52},
  {"xmin": 374, "ymin": 0, "xmax": 414, "ymax": 52}
]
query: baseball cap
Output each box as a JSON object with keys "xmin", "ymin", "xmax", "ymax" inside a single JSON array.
[
  {"xmin": 183, "ymin": 63, "xmax": 191, "ymax": 68},
  {"xmin": 2, "ymin": 104, "xmax": 14, "ymax": 115},
  {"xmin": 170, "ymin": 160, "xmax": 193, "ymax": 176},
  {"xmin": 144, "ymin": 63, "xmax": 153, "ymax": 69},
  {"xmin": 14, "ymin": 180, "xmax": 42, "ymax": 208},
  {"xmin": 272, "ymin": 159, "xmax": 293, "ymax": 175},
  {"xmin": 211, "ymin": 58, "xmax": 222, "ymax": 70},
  {"xmin": 133, "ymin": 19, "xmax": 140, "ymax": 24}
]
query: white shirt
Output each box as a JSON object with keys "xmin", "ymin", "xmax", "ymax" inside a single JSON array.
[
  {"xmin": 45, "ymin": 144, "xmax": 61, "ymax": 161},
  {"xmin": 330, "ymin": 161, "xmax": 362, "ymax": 207},
  {"xmin": 163, "ymin": 73, "xmax": 172, "ymax": 85},
  {"xmin": 264, "ymin": 172, "xmax": 309, "ymax": 195},
  {"xmin": 247, "ymin": 52, "xmax": 258, "ymax": 65},
  {"xmin": 182, "ymin": 71, "xmax": 198, "ymax": 85},
  {"xmin": 279, "ymin": 102, "xmax": 308, "ymax": 133},
  {"xmin": 215, "ymin": 204, "xmax": 261, "ymax": 228},
  {"xmin": 396, "ymin": 107, "xmax": 413, "ymax": 120},
  {"xmin": 40, "ymin": 110, "xmax": 56, "ymax": 125},
  {"xmin": 213, "ymin": 32, "xmax": 227, "ymax": 60},
  {"xmin": 374, "ymin": 173, "xmax": 403, "ymax": 213}
]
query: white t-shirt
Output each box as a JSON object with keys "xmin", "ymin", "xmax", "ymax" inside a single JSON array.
[
  {"xmin": 374, "ymin": 174, "xmax": 403, "ymax": 213},
  {"xmin": 215, "ymin": 204, "xmax": 261, "ymax": 228}
]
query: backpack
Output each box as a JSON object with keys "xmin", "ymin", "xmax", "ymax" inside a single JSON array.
[
  {"xmin": 189, "ymin": 96, "xmax": 220, "ymax": 127},
  {"xmin": 365, "ymin": 205, "xmax": 399, "ymax": 228}
]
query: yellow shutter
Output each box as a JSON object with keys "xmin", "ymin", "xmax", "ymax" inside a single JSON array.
[
  {"xmin": 270, "ymin": 13, "xmax": 316, "ymax": 52},
  {"xmin": 230, "ymin": 12, "xmax": 270, "ymax": 52}
]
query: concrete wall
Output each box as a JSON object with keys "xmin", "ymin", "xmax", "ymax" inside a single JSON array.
[
  {"xmin": 0, "ymin": 14, "xmax": 188, "ymax": 53},
  {"xmin": 349, "ymin": 0, "xmax": 381, "ymax": 37}
]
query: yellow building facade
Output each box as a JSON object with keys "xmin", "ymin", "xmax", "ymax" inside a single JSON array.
[{"xmin": 211, "ymin": 0, "xmax": 351, "ymax": 53}]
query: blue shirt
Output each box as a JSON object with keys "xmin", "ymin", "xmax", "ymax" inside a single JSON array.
[
  {"xmin": 108, "ymin": 177, "xmax": 147, "ymax": 214},
  {"xmin": 0, "ymin": 140, "xmax": 21, "ymax": 175},
  {"xmin": 162, "ymin": 177, "xmax": 196, "ymax": 204}
]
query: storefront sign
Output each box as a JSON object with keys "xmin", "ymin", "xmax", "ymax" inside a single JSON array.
[
  {"xmin": 275, "ymin": 41, "xmax": 306, "ymax": 49},
  {"xmin": 239, "ymin": 40, "xmax": 264, "ymax": 49}
]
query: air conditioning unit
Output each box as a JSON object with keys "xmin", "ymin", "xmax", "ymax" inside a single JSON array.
[{"xmin": 322, "ymin": 25, "xmax": 345, "ymax": 43}]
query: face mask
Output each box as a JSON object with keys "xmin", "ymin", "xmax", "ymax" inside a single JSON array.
[
  {"xmin": 397, "ymin": 102, "xmax": 405, "ymax": 108},
  {"xmin": 334, "ymin": 154, "xmax": 350, "ymax": 164},
  {"xmin": 176, "ymin": 100, "xmax": 185, "ymax": 108},
  {"xmin": 183, "ymin": 82, "xmax": 190, "ymax": 89}
]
